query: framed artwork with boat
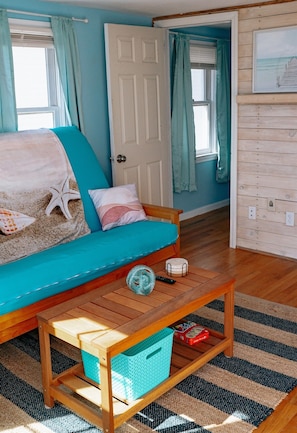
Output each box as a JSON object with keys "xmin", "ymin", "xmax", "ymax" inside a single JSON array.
[{"xmin": 253, "ymin": 26, "xmax": 297, "ymax": 93}]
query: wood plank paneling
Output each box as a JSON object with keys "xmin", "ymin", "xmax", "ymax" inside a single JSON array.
[
  {"xmin": 237, "ymin": 1, "xmax": 297, "ymax": 259},
  {"xmin": 239, "ymin": 1, "xmax": 297, "ymax": 19}
]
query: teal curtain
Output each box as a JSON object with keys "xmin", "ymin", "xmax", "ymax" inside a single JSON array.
[
  {"xmin": 216, "ymin": 39, "xmax": 231, "ymax": 183},
  {"xmin": 0, "ymin": 9, "xmax": 17, "ymax": 132},
  {"xmin": 171, "ymin": 35, "xmax": 197, "ymax": 193},
  {"xmin": 51, "ymin": 17, "xmax": 85, "ymax": 133}
]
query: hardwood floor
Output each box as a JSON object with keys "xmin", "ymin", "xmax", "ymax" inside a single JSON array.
[{"xmin": 180, "ymin": 207, "xmax": 297, "ymax": 433}]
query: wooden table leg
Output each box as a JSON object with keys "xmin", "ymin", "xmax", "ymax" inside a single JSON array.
[
  {"xmin": 98, "ymin": 349, "xmax": 114, "ymax": 433},
  {"xmin": 38, "ymin": 321, "xmax": 55, "ymax": 408},
  {"xmin": 223, "ymin": 282, "xmax": 235, "ymax": 357}
]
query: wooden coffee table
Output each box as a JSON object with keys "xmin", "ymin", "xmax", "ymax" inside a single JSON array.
[{"xmin": 37, "ymin": 264, "xmax": 235, "ymax": 433}]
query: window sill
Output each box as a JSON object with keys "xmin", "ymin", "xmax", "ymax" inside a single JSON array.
[{"xmin": 196, "ymin": 153, "xmax": 218, "ymax": 163}]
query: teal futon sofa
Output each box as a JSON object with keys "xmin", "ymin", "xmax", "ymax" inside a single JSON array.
[{"xmin": 0, "ymin": 126, "xmax": 181, "ymax": 343}]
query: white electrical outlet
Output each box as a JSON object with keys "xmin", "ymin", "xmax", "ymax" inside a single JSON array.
[
  {"xmin": 286, "ymin": 212, "xmax": 294, "ymax": 226},
  {"xmin": 248, "ymin": 206, "xmax": 256, "ymax": 220}
]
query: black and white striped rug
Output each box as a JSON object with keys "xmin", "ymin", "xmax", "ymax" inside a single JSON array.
[{"xmin": 0, "ymin": 293, "xmax": 296, "ymax": 433}]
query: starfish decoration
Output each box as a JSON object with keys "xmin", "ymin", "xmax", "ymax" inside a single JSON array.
[{"xmin": 45, "ymin": 176, "xmax": 81, "ymax": 220}]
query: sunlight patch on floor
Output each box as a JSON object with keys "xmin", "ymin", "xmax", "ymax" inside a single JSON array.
[
  {"xmin": 204, "ymin": 411, "xmax": 250, "ymax": 430},
  {"xmin": 1, "ymin": 422, "xmax": 54, "ymax": 433}
]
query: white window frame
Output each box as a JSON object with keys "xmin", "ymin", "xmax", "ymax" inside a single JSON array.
[
  {"xmin": 9, "ymin": 19, "xmax": 67, "ymax": 130},
  {"xmin": 190, "ymin": 42, "xmax": 217, "ymax": 162}
]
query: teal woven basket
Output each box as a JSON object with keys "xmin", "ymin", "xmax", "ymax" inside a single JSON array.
[{"xmin": 81, "ymin": 327, "xmax": 174, "ymax": 402}]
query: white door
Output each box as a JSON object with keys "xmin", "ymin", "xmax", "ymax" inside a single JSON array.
[{"xmin": 104, "ymin": 24, "xmax": 172, "ymax": 207}]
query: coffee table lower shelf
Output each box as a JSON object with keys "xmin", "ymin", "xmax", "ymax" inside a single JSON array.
[{"xmin": 48, "ymin": 330, "xmax": 231, "ymax": 431}]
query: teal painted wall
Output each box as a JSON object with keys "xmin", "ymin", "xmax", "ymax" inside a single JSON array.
[
  {"xmin": 1, "ymin": 0, "xmax": 151, "ymax": 183},
  {"xmin": 174, "ymin": 159, "xmax": 230, "ymax": 213}
]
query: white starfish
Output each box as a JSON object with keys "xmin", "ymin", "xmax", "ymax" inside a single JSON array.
[{"xmin": 45, "ymin": 176, "xmax": 81, "ymax": 220}]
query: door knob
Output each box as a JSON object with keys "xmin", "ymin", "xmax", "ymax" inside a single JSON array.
[{"xmin": 116, "ymin": 154, "xmax": 127, "ymax": 163}]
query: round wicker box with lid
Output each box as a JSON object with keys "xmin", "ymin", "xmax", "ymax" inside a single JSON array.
[{"xmin": 165, "ymin": 258, "xmax": 188, "ymax": 277}]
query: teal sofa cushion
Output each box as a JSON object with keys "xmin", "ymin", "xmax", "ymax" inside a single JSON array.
[{"xmin": 0, "ymin": 221, "xmax": 178, "ymax": 316}]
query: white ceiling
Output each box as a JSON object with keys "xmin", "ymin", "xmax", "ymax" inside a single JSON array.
[{"xmin": 42, "ymin": 0, "xmax": 275, "ymax": 18}]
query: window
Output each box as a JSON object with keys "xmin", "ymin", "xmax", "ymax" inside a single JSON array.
[
  {"xmin": 9, "ymin": 19, "xmax": 68, "ymax": 131},
  {"xmin": 190, "ymin": 43, "xmax": 217, "ymax": 159}
]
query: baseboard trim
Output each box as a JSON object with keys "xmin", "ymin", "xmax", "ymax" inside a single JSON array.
[{"xmin": 179, "ymin": 199, "xmax": 230, "ymax": 221}]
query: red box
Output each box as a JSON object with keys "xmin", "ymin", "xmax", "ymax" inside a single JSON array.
[{"xmin": 173, "ymin": 321, "xmax": 209, "ymax": 345}]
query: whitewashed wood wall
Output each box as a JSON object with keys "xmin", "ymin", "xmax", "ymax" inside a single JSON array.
[{"xmin": 237, "ymin": 2, "xmax": 297, "ymax": 259}]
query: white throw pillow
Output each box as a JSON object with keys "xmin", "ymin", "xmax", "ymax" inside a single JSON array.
[{"xmin": 89, "ymin": 184, "xmax": 147, "ymax": 231}]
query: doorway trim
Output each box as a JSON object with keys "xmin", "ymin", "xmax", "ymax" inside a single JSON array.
[{"xmin": 154, "ymin": 11, "xmax": 238, "ymax": 249}]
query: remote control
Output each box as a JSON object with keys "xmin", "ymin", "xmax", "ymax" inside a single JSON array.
[{"xmin": 156, "ymin": 275, "xmax": 176, "ymax": 284}]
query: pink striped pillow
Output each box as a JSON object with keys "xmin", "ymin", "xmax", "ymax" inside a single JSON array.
[{"xmin": 89, "ymin": 184, "xmax": 147, "ymax": 231}]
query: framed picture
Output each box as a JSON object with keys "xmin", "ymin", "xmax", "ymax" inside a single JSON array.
[{"xmin": 253, "ymin": 26, "xmax": 297, "ymax": 93}]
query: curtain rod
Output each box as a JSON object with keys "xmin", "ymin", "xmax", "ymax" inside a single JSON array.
[
  {"xmin": 169, "ymin": 30, "xmax": 230, "ymax": 42},
  {"xmin": 7, "ymin": 8, "xmax": 88, "ymax": 23}
]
